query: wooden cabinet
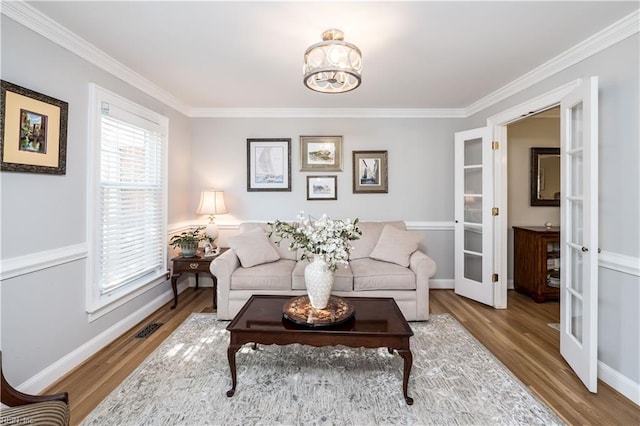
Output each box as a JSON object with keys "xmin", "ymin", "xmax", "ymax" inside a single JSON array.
[{"xmin": 513, "ymin": 226, "xmax": 560, "ymax": 302}]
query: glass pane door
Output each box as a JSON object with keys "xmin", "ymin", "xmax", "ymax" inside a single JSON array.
[
  {"xmin": 454, "ymin": 127, "xmax": 494, "ymax": 306},
  {"xmin": 560, "ymin": 77, "xmax": 598, "ymax": 393}
]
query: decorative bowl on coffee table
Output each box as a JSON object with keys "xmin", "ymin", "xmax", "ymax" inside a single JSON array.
[{"xmin": 282, "ymin": 295, "xmax": 354, "ymax": 327}]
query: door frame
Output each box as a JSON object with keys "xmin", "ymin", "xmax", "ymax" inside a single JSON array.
[{"xmin": 486, "ymin": 79, "xmax": 582, "ymax": 309}]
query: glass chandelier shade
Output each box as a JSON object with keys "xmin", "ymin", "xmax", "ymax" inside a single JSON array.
[{"xmin": 303, "ymin": 29, "xmax": 362, "ymax": 94}]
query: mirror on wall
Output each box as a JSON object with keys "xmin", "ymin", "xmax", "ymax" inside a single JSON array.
[{"xmin": 530, "ymin": 147, "xmax": 560, "ymax": 206}]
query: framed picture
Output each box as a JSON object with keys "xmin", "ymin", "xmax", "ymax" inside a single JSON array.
[
  {"xmin": 1, "ymin": 80, "xmax": 68, "ymax": 174},
  {"xmin": 300, "ymin": 135, "xmax": 342, "ymax": 171},
  {"xmin": 307, "ymin": 175, "xmax": 337, "ymax": 200},
  {"xmin": 353, "ymin": 150, "xmax": 388, "ymax": 193},
  {"xmin": 247, "ymin": 138, "xmax": 291, "ymax": 191}
]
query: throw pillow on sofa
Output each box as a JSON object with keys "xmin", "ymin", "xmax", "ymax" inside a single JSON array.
[
  {"xmin": 369, "ymin": 224, "xmax": 423, "ymax": 267},
  {"xmin": 227, "ymin": 228, "xmax": 280, "ymax": 268},
  {"xmin": 349, "ymin": 221, "xmax": 406, "ymax": 259}
]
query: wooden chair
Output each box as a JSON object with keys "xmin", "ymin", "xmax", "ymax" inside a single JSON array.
[{"xmin": 1, "ymin": 351, "xmax": 69, "ymax": 425}]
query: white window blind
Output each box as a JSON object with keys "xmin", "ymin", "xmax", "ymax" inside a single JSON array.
[
  {"xmin": 87, "ymin": 84, "xmax": 168, "ymax": 318},
  {"xmin": 99, "ymin": 106, "xmax": 165, "ymax": 294}
]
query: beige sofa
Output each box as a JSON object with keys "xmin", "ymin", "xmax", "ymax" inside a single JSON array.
[{"xmin": 210, "ymin": 221, "xmax": 437, "ymax": 321}]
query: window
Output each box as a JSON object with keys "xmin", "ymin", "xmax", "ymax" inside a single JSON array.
[{"xmin": 87, "ymin": 84, "xmax": 168, "ymax": 319}]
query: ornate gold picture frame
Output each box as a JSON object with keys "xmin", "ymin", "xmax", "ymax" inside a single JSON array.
[{"xmin": 1, "ymin": 80, "xmax": 68, "ymax": 174}]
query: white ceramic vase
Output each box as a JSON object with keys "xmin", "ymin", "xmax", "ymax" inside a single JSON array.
[{"xmin": 304, "ymin": 257, "xmax": 334, "ymax": 309}]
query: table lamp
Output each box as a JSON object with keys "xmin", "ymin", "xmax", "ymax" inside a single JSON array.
[{"xmin": 197, "ymin": 189, "xmax": 227, "ymax": 251}]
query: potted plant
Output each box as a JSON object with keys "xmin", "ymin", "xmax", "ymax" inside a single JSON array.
[{"xmin": 169, "ymin": 226, "xmax": 207, "ymax": 258}]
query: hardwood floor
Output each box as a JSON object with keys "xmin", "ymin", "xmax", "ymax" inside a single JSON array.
[
  {"xmin": 430, "ymin": 290, "xmax": 640, "ymax": 425},
  {"xmin": 45, "ymin": 288, "xmax": 640, "ymax": 425}
]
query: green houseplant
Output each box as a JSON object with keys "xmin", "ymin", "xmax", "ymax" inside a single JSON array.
[{"xmin": 169, "ymin": 226, "xmax": 207, "ymax": 258}]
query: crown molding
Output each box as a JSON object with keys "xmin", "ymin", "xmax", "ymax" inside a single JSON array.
[
  {"xmin": 3, "ymin": 2, "xmax": 638, "ymax": 119},
  {"xmin": 465, "ymin": 9, "xmax": 639, "ymax": 117},
  {"xmin": 1, "ymin": 1, "xmax": 191, "ymax": 116},
  {"xmin": 188, "ymin": 107, "xmax": 467, "ymax": 119}
]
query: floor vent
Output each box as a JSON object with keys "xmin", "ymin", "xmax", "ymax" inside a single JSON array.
[{"xmin": 134, "ymin": 323, "xmax": 163, "ymax": 339}]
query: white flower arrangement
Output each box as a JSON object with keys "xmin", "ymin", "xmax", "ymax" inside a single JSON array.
[{"xmin": 267, "ymin": 212, "xmax": 362, "ymax": 272}]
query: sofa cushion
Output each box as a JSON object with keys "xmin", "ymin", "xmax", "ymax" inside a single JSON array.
[
  {"xmin": 240, "ymin": 222, "xmax": 298, "ymax": 261},
  {"xmin": 350, "ymin": 258, "xmax": 416, "ymax": 290},
  {"xmin": 292, "ymin": 260, "xmax": 353, "ymax": 291},
  {"xmin": 227, "ymin": 228, "xmax": 280, "ymax": 267},
  {"xmin": 231, "ymin": 259, "xmax": 296, "ymax": 290},
  {"xmin": 369, "ymin": 224, "xmax": 422, "ymax": 267}
]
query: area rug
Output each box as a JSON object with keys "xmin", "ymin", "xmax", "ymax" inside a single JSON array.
[{"xmin": 82, "ymin": 313, "xmax": 563, "ymax": 425}]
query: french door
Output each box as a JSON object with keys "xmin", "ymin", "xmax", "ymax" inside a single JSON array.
[
  {"xmin": 560, "ymin": 77, "xmax": 599, "ymax": 393},
  {"xmin": 454, "ymin": 78, "xmax": 599, "ymax": 393},
  {"xmin": 454, "ymin": 127, "xmax": 495, "ymax": 306}
]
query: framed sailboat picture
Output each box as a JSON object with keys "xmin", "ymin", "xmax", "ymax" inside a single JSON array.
[{"xmin": 247, "ymin": 138, "xmax": 291, "ymax": 191}]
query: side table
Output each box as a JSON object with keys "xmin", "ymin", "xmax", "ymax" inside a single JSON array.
[{"xmin": 170, "ymin": 248, "xmax": 228, "ymax": 309}]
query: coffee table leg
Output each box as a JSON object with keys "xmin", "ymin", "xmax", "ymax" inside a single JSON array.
[
  {"xmin": 397, "ymin": 349, "xmax": 414, "ymax": 405},
  {"xmin": 226, "ymin": 344, "xmax": 241, "ymax": 397}
]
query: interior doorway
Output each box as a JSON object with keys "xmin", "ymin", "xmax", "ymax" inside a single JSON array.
[
  {"xmin": 505, "ymin": 107, "xmax": 561, "ymax": 329},
  {"xmin": 489, "ymin": 77, "xmax": 600, "ymax": 392},
  {"xmin": 505, "ymin": 107, "xmax": 560, "ymax": 297}
]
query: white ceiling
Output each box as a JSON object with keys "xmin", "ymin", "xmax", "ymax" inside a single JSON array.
[{"xmin": 24, "ymin": 1, "xmax": 639, "ymax": 111}]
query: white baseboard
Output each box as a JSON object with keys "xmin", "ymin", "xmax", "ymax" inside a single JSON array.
[
  {"xmin": 599, "ymin": 361, "xmax": 640, "ymax": 406},
  {"xmin": 430, "ymin": 279, "xmax": 517, "ymax": 290},
  {"xmin": 17, "ymin": 282, "xmax": 188, "ymax": 395},
  {"xmin": 429, "ymin": 279, "xmax": 454, "ymax": 289}
]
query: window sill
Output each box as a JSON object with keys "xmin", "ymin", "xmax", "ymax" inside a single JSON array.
[{"xmin": 87, "ymin": 271, "xmax": 169, "ymax": 322}]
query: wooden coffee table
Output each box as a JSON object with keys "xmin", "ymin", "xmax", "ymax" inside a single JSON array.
[{"xmin": 225, "ymin": 295, "xmax": 415, "ymax": 404}]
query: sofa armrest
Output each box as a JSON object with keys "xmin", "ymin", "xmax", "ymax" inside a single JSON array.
[
  {"xmin": 409, "ymin": 250, "xmax": 437, "ymax": 278},
  {"xmin": 210, "ymin": 249, "xmax": 240, "ymax": 320},
  {"xmin": 409, "ymin": 250, "xmax": 437, "ymax": 321}
]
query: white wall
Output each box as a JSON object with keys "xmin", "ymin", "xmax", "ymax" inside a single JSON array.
[
  {"xmin": 190, "ymin": 117, "xmax": 464, "ymax": 281},
  {"xmin": 0, "ymin": 16, "xmax": 192, "ymax": 385},
  {"xmin": 465, "ymin": 34, "xmax": 640, "ymax": 390},
  {"xmin": 506, "ymin": 117, "xmax": 561, "ymax": 280}
]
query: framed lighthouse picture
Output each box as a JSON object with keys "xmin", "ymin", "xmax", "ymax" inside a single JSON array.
[{"xmin": 352, "ymin": 150, "xmax": 388, "ymax": 193}]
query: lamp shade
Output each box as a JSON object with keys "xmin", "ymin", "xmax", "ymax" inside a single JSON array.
[{"xmin": 197, "ymin": 190, "xmax": 227, "ymax": 216}]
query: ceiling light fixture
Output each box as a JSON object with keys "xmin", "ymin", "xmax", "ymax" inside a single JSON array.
[{"xmin": 303, "ymin": 29, "xmax": 362, "ymax": 94}]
